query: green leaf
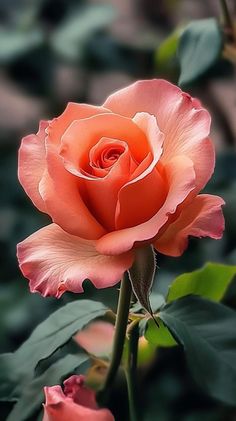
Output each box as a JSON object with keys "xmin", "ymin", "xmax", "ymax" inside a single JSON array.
[
  {"xmin": 0, "ymin": 353, "xmax": 18, "ymax": 401},
  {"xmin": 154, "ymin": 28, "xmax": 182, "ymax": 76},
  {"xmin": 145, "ymin": 319, "xmax": 177, "ymax": 347},
  {"xmin": 6, "ymin": 353, "xmax": 89, "ymax": 421},
  {"xmin": 178, "ymin": 18, "xmax": 223, "ymax": 86},
  {"xmin": 167, "ymin": 263, "xmax": 236, "ymax": 303},
  {"xmin": 129, "ymin": 246, "xmax": 156, "ymax": 315},
  {"xmin": 51, "ymin": 4, "xmax": 115, "ymax": 60},
  {"xmin": 159, "ymin": 296, "xmax": 236, "ymax": 405},
  {"xmin": 0, "ymin": 300, "xmax": 107, "ymax": 400},
  {"xmin": 0, "ymin": 28, "xmax": 44, "ymax": 64}
]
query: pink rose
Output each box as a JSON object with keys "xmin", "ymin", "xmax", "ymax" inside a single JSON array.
[
  {"xmin": 17, "ymin": 80, "xmax": 224, "ymax": 297},
  {"xmin": 43, "ymin": 375, "xmax": 114, "ymax": 421}
]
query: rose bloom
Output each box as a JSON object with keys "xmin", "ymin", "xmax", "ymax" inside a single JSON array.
[
  {"xmin": 17, "ymin": 80, "xmax": 224, "ymax": 297},
  {"xmin": 43, "ymin": 375, "xmax": 114, "ymax": 421}
]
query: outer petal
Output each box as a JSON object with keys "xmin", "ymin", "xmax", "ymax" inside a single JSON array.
[
  {"xmin": 43, "ymin": 384, "xmax": 114, "ymax": 421},
  {"xmin": 48, "ymin": 102, "xmax": 110, "ymax": 147},
  {"xmin": 103, "ymin": 79, "xmax": 181, "ymax": 118},
  {"xmin": 104, "ymin": 79, "xmax": 213, "ymax": 194},
  {"xmin": 154, "ymin": 194, "xmax": 225, "ymax": 256},
  {"xmin": 39, "ymin": 103, "xmax": 111, "ymax": 238},
  {"xmin": 17, "ymin": 224, "xmax": 134, "ymax": 298},
  {"xmin": 18, "ymin": 120, "xmax": 48, "ymax": 212},
  {"xmin": 39, "ymin": 146, "xmax": 106, "ymax": 239},
  {"xmin": 96, "ymin": 155, "xmax": 196, "ymax": 255}
]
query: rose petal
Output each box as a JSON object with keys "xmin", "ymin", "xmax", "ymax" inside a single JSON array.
[
  {"xmin": 96, "ymin": 155, "xmax": 196, "ymax": 255},
  {"xmin": 18, "ymin": 120, "xmax": 48, "ymax": 212},
  {"xmin": 63, "ymin": 375, "xmax": 97, "ymax": 409},
  {"xmin": 116, "ymin": 112, "xmax": 166, "ymax": 228},
  {"xmin": 37, "ymin": 104, "xmax": 112, "ymax": 238},
  {"xmin": 43, "ymin": 380, "xmax": 114, "ymax": 421},
  {"xmin": 17, "ymin": 223, "xmax": 134, "ymax": 297},
  {"xmin": 154, "ymin": 194, "xmax": 225, "ymax": 256},
  {"xmin": 104, "ymin": 79, "xmax": 213, "ymax": 194},
  {"xmin": 39, "ymin": 146, "xmax": 106, "ymax": 239},
  {"xmin": 59, "ymin": 113, "xmax": 148, "ymax": 230},
  {"xmin": 75, "ymin": 321, "xmax": 114, "ymax": 357},
  {"xmin": 48, "ymin": 103, "xmax": 110, "ymax": 147},
  {"xmin": 78, "ymin": 137, "xmax": 137, "ymax": 230},
  {"xmin": 130, "ymin": 112, "xmax": 164, "ymax": 179},
  {"xmin": 60, "ymin": 112, "xmax": 149, "ymax": 176}
]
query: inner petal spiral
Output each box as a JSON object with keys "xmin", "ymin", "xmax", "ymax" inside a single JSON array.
[{"xmin": 89, "ymin": 137, "xmax": 127, "ymax": 172}]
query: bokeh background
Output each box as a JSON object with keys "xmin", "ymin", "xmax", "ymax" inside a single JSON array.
[{"xmin": 0, "ymin": 0, "xmax": 236, "ymax": 420}]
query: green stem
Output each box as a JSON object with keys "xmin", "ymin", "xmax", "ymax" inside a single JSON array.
[
  {"xmin": 126, "ymin": 321, "xmax": 140, "ymax": 421},
  {"xmin": 99, "ymin": 272, "xmax": 132, "ymax": 402}
]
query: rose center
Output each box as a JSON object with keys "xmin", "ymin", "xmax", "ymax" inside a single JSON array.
[
  {"xmin": 89, "ymin": 137, "xmax": 126, "ymax": 171},
  {"xmin": 99, "ymin": 146, "xmax": 125, "ymax": 168}
]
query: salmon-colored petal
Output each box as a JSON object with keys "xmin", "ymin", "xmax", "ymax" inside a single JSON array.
[
  {"xmin": 60, "ymin": 112, "xmax": 149, "ymax": 176},
  {"xmin": 82, "ymin": 151, "xmax": 137, "ymax": 230},
  {"xmin": 89, "ymin": 138, "xmax": 126, "ymax": 175},
  {"xmin": 154, "ymin": 194, "xmax": 225, "ymax": 256},
  {"xmin": 130, "ymin": 112, "xmax": 164, "ymax": 179},
  {"xmin": 116, "ymin": 167, "xmax": 167, "ymax": 229},
  {"xmin": 43, "ymin": 381, "xmax": 114, "ymax": 421},
  {"xmin": 96, "ymin": 155, "xmax": 196, "ymax": 255},
  {"xmin": 48, "ymin": 102, "xmax": 110, "ymax": 147},
  {"xmin": 17, "ymin": 223, "xmax": 134, "ymax": 297},
  {"xmin": 60, "ymin": 113, "xmax": 148, "ymax": 230},
  {"xmin": 75, "ymin": 321, "xmax": 114, "ymax": 357},
  {"xmin": 39, "ymin": 143, "xmax": 105, "ymax": 239},
  {"xmin": 18, "ymin": 120, "xmax": 48, "ymax": 212},
  {"xmin": 104, "ymin": 79, "xmax": 213, "ymax": 194},
  {"xmin": 44, "ymin": 105, "xmax": 112, "ymax": 234},
  {"xmin": 83, "ymin": 137, "xmax": 137, "ymax": 229},
  {"xmin": 116, "ymin": 112, "xmax": 165, "ymax": 228}
]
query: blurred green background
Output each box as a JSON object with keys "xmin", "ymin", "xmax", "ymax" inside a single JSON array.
[{"xmin": 0, "ymin": 0, "xmax": 236, "ymax": 420}]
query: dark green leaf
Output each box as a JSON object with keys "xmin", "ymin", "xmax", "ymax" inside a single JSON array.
[
  {"xmin": 167, "ymin": 263, "xmax": 236, "ymax": 303},
  {"xmin": 0, "ymin": 300, "xmax": 107, "ymax": 400},
  {"xmin": 159, "ymin": 296, "xmax": 236, "ymax": 405},
  {"xmin": 6, "ymin": 353, "xmax": 89, "ymax": 421},
  {"xmin": 0, "ymin": 353, "xmax": 18, "ymax": 401},
  {"xmin": 129, "ymin": 246, "xmax": 156, "ymax": 315},
  {"xmin": 178, "ymin": 18, "xmax": 223, "ymax": 85}
]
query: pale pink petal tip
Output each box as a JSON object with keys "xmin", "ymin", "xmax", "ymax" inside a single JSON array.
[
  {"xmin": 74, "ymin": 321, "xmax": 114, "ymax": 357},
  {"xmin": 18, "ymin": 120, "xmax": 49, "ymax": 213}
]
